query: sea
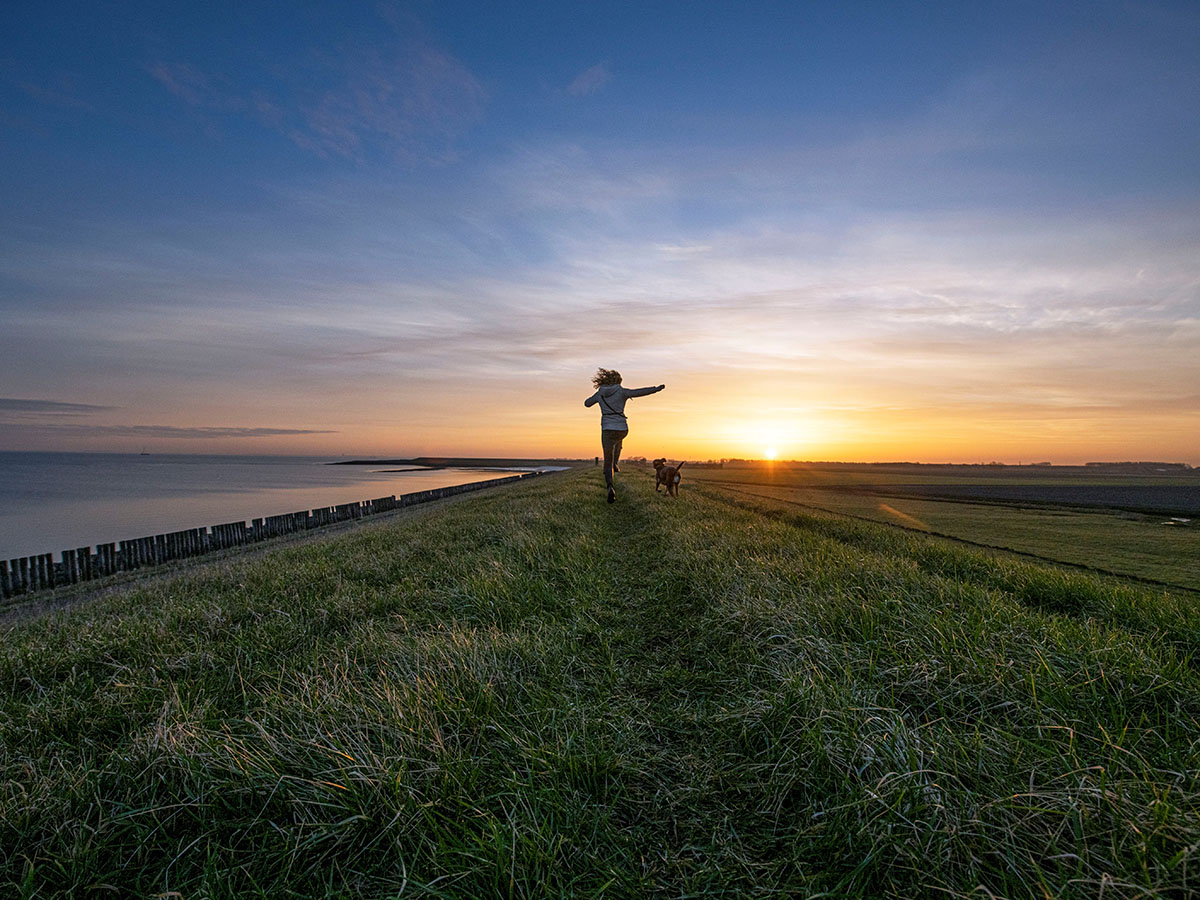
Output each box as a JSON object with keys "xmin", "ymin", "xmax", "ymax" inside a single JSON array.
[{"xmin": 0, "ymin": 452, "xmax": 538, "ymax": 560}]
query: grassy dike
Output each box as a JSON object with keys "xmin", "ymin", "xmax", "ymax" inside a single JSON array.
[{"xmin": 2, "ymin": 468, "xmax": 1198, "ymax": 898}]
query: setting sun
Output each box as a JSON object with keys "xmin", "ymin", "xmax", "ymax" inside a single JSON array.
[{"xmin": 764, "ymin": 447, "xmax": 778, "ymax": 460}]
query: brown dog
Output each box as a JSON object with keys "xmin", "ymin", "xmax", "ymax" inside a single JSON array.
[{"xmin": 653, "ymin": 458, "xmax": 686, "ymax": 497}]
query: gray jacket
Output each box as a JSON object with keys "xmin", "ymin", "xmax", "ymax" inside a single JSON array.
[{"xmin": 584, "ymin": 383, "xmax": 664, "ymax": 431}]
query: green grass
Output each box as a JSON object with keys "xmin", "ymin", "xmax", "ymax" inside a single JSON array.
[
  {"xmin": 688, "ymin": 469, "xmax": 1200, "ymax": 592},
  {"xmin": 690, "ymin": 463, "xmax": 1200, "ymax": 488},
  {"xmin": 2, "ymin": 469, "xmax": 1199, "ymax": 898}
]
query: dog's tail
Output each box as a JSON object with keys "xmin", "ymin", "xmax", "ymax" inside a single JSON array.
[{"xmin": 676, "ymin": 461, "xmax": 685, "ymax": 470}]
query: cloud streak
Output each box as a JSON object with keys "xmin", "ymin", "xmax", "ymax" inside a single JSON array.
[
  {"xmin": 567, "ymin": 63, "xmax": 611, "ymax": 96},
  {"xmin": 1, "ymin": 424, "xmax": 336, "ymax": 439},
  {"xmin": 148, "ymin": 16, "xmax": 486, "ymax": 163},
  {"xmin": 0, "ymin": 398, "xmax": 114, "ymax": 416}
]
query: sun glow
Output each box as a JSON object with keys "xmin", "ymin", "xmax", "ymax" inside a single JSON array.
[{"xmin": 699, "ymin": 409, "xmax": 836, "ymax": 461}]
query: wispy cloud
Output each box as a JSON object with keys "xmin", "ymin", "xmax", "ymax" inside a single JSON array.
[
  {"xmin": 567, "ymin": 63, "xmax": 611, "ymax": 97},
  {"xmin": 284, "ymin": 44, "xmax": 486, "ymax": 161},
  {"xmin": 148, "ymin": 17, "xmax": 486, "ymax": 163},
  {"xmin": 147, "ymin": 62, "xmax": 217, "ymax": 107},
  {"xmin": 1, "ymin": 424, "xmax": 336, "ymax": 439},
  {"xmin": 0, "ymin": 398, "xmax": 334, "ymax": 445},
  {"xmin": 490, "ymin": 143, "xmax": 672, "ymax": 218},
  {"xmin": 0, "ymin": 398, "xmax": 114, "ymax": 416}
]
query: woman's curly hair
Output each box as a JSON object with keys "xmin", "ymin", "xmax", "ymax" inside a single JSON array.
[{"xmin": 592, "ymin": 368, "xmax": 622, "ymax": 388}]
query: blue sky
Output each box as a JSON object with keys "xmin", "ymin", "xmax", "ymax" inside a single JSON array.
[{"xmin": 2, "ymin": 1, "xmax": 1198, "ymax": 461}]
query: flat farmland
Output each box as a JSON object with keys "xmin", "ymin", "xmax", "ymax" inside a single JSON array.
[
  {"xmin": 686, "ymin": 464, "xmax": 1199, "ymax": 592},
  {"xmin": 855, "ymin": 482, "xmax": 1200, "ymax": 516}
]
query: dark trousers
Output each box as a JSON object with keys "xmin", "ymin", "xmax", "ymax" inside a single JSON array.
[{"xmin": 601, "ymin": 429, "xmax": 627, "ymax": 488}]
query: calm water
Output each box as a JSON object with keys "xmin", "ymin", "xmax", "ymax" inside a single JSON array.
[{"xmin": 0, "ymin": 452, "xmax": 530, "ymax": 559}]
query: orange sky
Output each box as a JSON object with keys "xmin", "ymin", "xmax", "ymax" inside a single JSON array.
[{"xmin": 9, "ymin": 356, "xmax": 1192, "ymax": 465}]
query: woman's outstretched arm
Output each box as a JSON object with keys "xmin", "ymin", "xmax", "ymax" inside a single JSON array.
[{"xmin": 622, "ymin": 384, "xmax": 665, "ymax": 398}]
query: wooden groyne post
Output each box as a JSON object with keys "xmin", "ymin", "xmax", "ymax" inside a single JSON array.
[{"xmin": 1, "ymin": 472, "xmax": 540, "ymax": 601}]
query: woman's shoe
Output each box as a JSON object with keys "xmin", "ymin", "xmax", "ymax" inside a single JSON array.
[{"xmin": 607, "ymin": 486, "xmax": 616, "ymax": 503}]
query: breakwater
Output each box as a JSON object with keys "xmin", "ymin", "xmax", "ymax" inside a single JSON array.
[{"xmin": 1, "ymin": 471, "xmax": 539, "ymax": 600}]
